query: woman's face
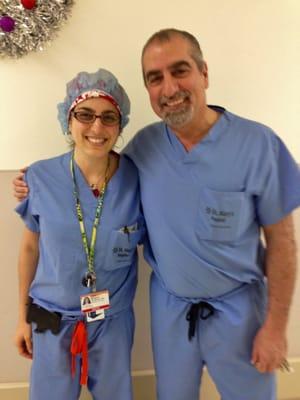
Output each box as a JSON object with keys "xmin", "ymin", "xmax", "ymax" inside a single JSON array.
[{"xmin": 69, "ymin": 97, "xmax": 120, "ymax": 159}]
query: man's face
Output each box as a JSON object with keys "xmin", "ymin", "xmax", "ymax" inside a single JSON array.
[{"xmin": 142, "ymin": 35, "xmax": 209, "ymax": 131}]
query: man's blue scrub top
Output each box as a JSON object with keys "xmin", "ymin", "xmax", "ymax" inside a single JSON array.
[{"xmin": 124, "ymin": 107, "xmax": 300, "ymax": 300}]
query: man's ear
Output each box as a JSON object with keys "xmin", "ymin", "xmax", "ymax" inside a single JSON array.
[{"xmin": 202, "ymin": 61, "xmax": 209, "ymax": 89}]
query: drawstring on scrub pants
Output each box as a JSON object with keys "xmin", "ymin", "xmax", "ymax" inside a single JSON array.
[
  {"xmin": 186, "ymin": 301, "xmax": 215, "ymax": 341},
  {"xmin": 70, "ymin": 321, "xmax": 88, "ymax": 385}
]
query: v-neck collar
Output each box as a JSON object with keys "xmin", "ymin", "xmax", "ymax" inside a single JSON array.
[
  {"xmin": 164, "ymin": 106, "xmax": 230, "ymax": 163},
  {"xmin": 63, "ymin": 151, "xmax": 122, "ymax": 203}
]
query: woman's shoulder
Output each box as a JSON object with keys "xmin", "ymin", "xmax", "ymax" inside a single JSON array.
[
  {"xmin": 25, "ymin": 152, "xmax": 71, "ymax": 188},
  {"xmin": 28, "ymin": 152, "xmax": 71, "ymax": 175}
]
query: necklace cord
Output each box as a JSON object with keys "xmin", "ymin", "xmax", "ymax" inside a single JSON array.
[{"xmin": 70, "ymin": 153, "xmax": 108, "ymax": 291}]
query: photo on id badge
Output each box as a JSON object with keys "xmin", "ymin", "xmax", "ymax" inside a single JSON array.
[{"xmin": 80, "ymin": 291, "xmax": 110, "ymax": 322}]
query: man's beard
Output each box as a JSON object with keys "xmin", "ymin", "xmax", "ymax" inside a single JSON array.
[
  {"xmin": 163, "ymin": 104, "xmax": 193, "ymax": 128},
  {"xmin": 159, "ymin": 91, "xmax": 193, "ymax": 128}
]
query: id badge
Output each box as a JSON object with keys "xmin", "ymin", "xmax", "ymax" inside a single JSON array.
[{"xmin": 80, "ymin": 290, "xmax": 110, "ymax": 323}]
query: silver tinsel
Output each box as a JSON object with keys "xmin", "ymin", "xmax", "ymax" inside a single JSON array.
[{"xmin": 0, "ymin": 0, "xmax": 74, "ymax": 58}]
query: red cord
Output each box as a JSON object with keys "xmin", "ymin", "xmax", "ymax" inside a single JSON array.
[{"xmin": 70, "ymin": 321, "xmax": 88, "ymax": 385}]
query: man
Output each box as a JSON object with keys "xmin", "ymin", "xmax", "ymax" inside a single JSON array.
[
  {"xmin": 124, "ymin": 29, "xmax": 300, "ymax": 400},
  {"xmin": 14, "ymin": 29, "xmax": 300, "ymax": 400}
]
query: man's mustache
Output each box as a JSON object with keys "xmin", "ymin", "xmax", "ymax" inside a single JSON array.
[{"xmin": 159, "ymin": 90, "xmax": 190, "ymax": 108}]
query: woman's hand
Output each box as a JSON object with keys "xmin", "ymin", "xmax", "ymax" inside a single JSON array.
[{"xmin": 14, "ymin": 320, "xmax": 33, "ymax": 359}]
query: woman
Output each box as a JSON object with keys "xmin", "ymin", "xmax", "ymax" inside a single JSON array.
[{"xmin": 14, "ymin": 69, "xmax": 144, "ymax": 400}]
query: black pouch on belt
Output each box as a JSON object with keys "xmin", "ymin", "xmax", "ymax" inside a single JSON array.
[{"xmin": 26, "ymin": 298, "xmax": 62, "ymax": 335}]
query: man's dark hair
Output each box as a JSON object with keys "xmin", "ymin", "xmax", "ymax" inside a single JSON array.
[{"xmin": 142, "ymin": 28, "xmax": 205, "ymax": 81}]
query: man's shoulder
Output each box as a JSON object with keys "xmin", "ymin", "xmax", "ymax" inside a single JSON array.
[
  {"xmin": 119, "ymin": 153, "xmax": 138, "ymax": 176},
  {"xmin": 123, "ymin": 121, "xmax": 165, "ymax": 159},
  {"xmin": 227, "ymin": 110, "xmax": 275, "ymax": 135},
  {"xmin": 225, "ymin": 109, "xmax": 278, "ymax": 146},
  {"xmin": 135, "ymin": 121, "xmax": 165, "ymax": 141}
]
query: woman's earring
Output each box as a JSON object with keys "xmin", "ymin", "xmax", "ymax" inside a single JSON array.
[
  {"xmin": 114, "ymin": 134, "xmax": 125, "ymax": 149},
  {"xmin": 66, "ymin": 130, "xmax": 75, "ymax": 148}
]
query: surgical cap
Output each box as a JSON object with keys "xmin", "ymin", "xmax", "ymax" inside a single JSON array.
[{"xmin": 57, "ymin": 68, "xmax": 130, "ymax": 134}]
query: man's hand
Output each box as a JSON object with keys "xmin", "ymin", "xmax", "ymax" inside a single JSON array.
[
  {"xmin": 13, "ymin": 167, "xmax": 29, "ymax": 201},
  {"xmin": 14, "ymin": 320, "xmax": 33, "ymax": 360},
  {"xmin": 251, "ymin": 323, "xmax": 287, "ymax": 373},
  {"xmin": 251, "ymin": 214, "xmax": 297, "ymax": 373}
]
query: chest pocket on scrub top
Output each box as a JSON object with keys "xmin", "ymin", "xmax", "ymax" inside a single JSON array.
[
  {"xmin": 104, "ymin": 222, "xmax": 143, "ymax": 270},
  {"xmin": 197, "ymin": 188, "xmax": 252, "ymax": 242}
]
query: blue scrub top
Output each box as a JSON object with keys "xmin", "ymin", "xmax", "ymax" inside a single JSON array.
[
  {"xmin": 16, "ymin": 152, "xmax": 144, "ymax": 315},
  {"xmin": 124, "ymin": 107, "xmax": 300, "ymax": 299}
]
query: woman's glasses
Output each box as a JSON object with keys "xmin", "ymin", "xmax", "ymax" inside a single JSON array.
[{"xmin": 72, "ymin": 110, "xmax": 120, "ymax": 127}]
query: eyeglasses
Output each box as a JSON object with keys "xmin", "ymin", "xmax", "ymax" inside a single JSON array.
[{"xmin": 72, "ymin": 110, "xmax": 120, "ymax": 126}]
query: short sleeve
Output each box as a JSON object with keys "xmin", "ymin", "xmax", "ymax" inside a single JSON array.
[
  {"xmin": 15, "ymin": 168, "xmax": 40, "ymax": 233},
  {"xmin": 255, "ymin": 134, "xmax": 300, "ymax": 226}
]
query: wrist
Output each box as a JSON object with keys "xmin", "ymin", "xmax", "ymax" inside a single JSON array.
[
  {"xmin": 18, "ymin": 301, "xmax": 30, "ymax": 322},
  {"xmin": 263, "ymin": 314, "xmax": 288, "ymax": 334}
]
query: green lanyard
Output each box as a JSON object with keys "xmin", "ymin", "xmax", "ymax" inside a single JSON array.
[{"xmin": 70, "ymin": 153, "xmax": 107, "ymax": 292}]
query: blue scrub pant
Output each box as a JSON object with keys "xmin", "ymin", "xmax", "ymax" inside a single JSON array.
[
  {"xmin": 30, "ymin": 307, "xmax": 134, "ymax": 400},
  {"xmin": 150, "ymin": 273, "xmax": 276, "ymax": 400}
]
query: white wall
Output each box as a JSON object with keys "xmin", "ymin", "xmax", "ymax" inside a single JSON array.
[{"xmin": 0, "ymin": 0, "xmax": 299, "ymax": 169}]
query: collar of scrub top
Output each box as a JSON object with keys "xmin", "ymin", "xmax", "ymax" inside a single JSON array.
[
  {"xmin": 165, "ymin": 105, "xmax": 229, "ymax": 163},
  {"xmin": 70, "ymin": 153, "xmax": 108, "ymax": 292}
]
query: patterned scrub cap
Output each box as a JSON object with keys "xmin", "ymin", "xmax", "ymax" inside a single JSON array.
[{"xmin": 57, "ymin": 68, "xmax": 130, "ymax": 134}]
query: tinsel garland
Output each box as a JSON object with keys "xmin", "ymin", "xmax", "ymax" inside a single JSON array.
[{"xmin": 0, "ymin": 0, "xmax": 74, "ymax": 58}]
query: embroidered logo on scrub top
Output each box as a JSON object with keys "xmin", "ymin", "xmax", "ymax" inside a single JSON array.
[
  {"xmin": 113, "ymin": 247, "xmax": 131, "ymax": 258},
  {"xmin": 206, "ymin": 207, "xmax": 235, "ymax": 228}
]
